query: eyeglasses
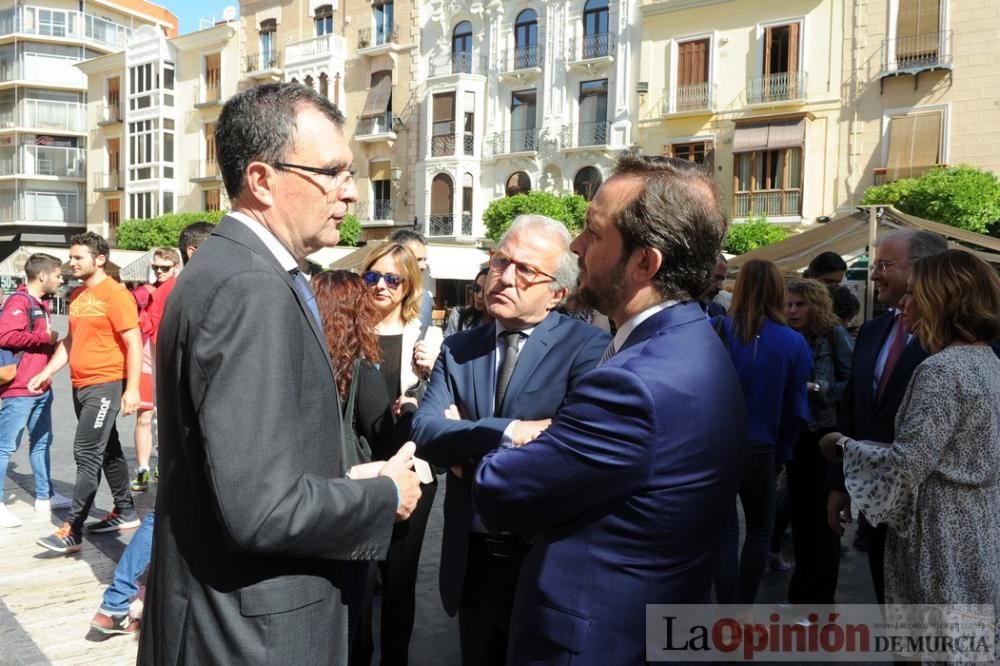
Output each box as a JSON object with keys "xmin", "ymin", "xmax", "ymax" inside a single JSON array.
[
  {"xmin": 870, "ymin": 260, "xmax": 900, "ymax": 273},
  {"xmin": 363, "ymin": 270, "xmax": 405, "ymax": 290},
  {"xmin": 151, "ymin": 264, "xmax": 175, "ymax": 273},
  {"xmin": 489, "ymin": 252, "xmax": 557, "ymax": 287},
  {"xmin": 273, "ymin": 162, "xmax": 356, "ymax": 190}
]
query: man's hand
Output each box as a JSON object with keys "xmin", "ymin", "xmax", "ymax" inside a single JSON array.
[
  {"xmin": 443, "ymin": 404, "xmax": 461, "ymax": 421},
  {"xmin": 347, "ymin": 461, "xmax": 385, "ymax": 479},
  {"xmin": 412, "ymin": 340, "xmax": 438, "ymax": 379},
  {"xmin": 511, "ymin": 418, "xmax": 552, "ymax": 447},
  {"xmin": 120, "ymin": 388, "xmax": 141, "ymax": 416},
  {"xmin": 26, "ymin": 372, "xmax": 50, "ymax": 395},
  {"xmin": 380, "ymin": 442, "xmax": 422, "ymax": 521},
  {"xmin": 827, "ymin": 490, "xmax": 851, "ymax": 536},
  {"xmin": 395, "ymin": 395, "xmax": 418, "ymax": 415},
  {"xmin": 818, "ymin": 431, "xmax": 844, "ymax": 462}
]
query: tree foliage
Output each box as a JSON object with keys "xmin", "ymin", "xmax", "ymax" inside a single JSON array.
[
  {"xmin": 860, "ymin": 165, "xmax": 1000, "ymax": 235},
  {"xmin": 338, "ymin": 213, "xmax": 361, "ymax": 247},
  {"xmin": 116, "ymin": 210, "xmax": 226, "ymax": 250},
  {"xmin": 482, "ymin": 191, "xmax": 587, "ymax": 241},
  {"xmin": 724, "ymin": 214, "xmax": 787, "ymax": 255}
]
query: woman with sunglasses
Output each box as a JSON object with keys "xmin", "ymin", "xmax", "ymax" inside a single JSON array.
[
  {"xmin": 360, "ymin": 242, "xmax": 441, "ymax": 666},
  {"xmin": 444, "ymin": 267, "xmax": 492, "ymax": 336}
]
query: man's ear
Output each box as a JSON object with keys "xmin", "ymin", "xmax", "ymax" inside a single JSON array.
[
  {"xmin": 244, "ymin": 162, "xmax": 277, "ymax": 208},
  {"xmin": 545, "ymin": 286, "xmax": 568, "ymax": 311},
  {"xmin": 630, "ymin": 247, "xmax": 663, "ymax": 284}
]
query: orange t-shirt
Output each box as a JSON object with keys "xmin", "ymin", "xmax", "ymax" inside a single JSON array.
[{"xmin": 68, "ymin": 277, "xmax": 139, "ymax": 388}]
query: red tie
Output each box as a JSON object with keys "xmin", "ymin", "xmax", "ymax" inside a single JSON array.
[{"xmin": 878, "ymin": 315, "xmax": 907, "ymax": 399}]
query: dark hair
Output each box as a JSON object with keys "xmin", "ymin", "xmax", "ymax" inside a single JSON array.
[
  {"xmin": 24, "ymin": 253, "xmax": 62, "ymax": 280},
  {"xmin": 459, "ymin": 267, "xmax": 489, "ymax": 329},
  {"xmin": 69, "ymin": 231, "xmax": 109, "ymax": 261},
  {"xmin": 729, "ymin": 259, "xmax": 787, "ymax": 344},
  {"xmin": 610, "ymin": 150, "xmax": 727, "ymax": 301},
  {"xmin": 388, "ymin": 229, "xmax": 427, "ymax": 246},
  {"xmin": 216, "ymin": 82, "xmax": 346, "ymax": 200},
  {"xmin": 804, "ymin": 251, "xmax": 847, "ymax": 279},
  {"xmin": 311, "ymin": 270, "xmax": 381, "ymax": 401},
  {"xmin": 178, "ymin": 221, "xmax": 215, "ymax": 263},
  {"xmin": 829, "ymin": 285, "xmax": 860, "ymax": 323}
]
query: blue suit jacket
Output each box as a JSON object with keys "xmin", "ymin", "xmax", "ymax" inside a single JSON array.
[
  {"xmin": 411, "ymin": 311, "xmax": 610, "ymax": 615},
  {"xmin": 473, "ymin": 302, "xmax": 747, "ymax": 665}
]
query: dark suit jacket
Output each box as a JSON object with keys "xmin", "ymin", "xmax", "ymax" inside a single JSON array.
[
  {"xmin": 473, "ymin": 303, "xmax": 747, "ymax": 665},
  {"xmin": 411, "ymin": 311, "xmax": 609, "ymax": 615},
  {"xmin": 138, "ymin": 216, "xmax": 398, "ymax": 665}
]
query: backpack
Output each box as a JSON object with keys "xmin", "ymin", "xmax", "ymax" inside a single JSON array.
[{"xmin": 0, "ymin": 292, "xmax": 45, "ymax": 386}]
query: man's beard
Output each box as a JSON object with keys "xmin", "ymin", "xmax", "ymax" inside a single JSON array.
[{"xmin": 577, "ymin": 257, "xmax": 628, "ymax": 316}]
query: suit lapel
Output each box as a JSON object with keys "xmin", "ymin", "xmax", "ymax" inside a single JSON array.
[
  {"xmin": 854, "ymin": 312, "xmax": 893, "ymax": 409},
  {"xmin": 471, "ymin": 324, "xmax": 497, "ymax": 418},
  {"xmin": 498, "ymin": 311, "xmax": 559, "ymax": 417}
]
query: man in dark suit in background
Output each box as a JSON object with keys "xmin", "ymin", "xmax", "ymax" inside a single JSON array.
[
  {"xmin": 473, "ymin": 154, "xmax": 747, "ymax": 664},
  {"xmin": 829, "ymin": 228, "xmax": 947, "ymax": 604},
  {"xmin": 412, "ymin": 215, "xmax": 609, "ymax": 666},
  {"xmin": 139, "ymin": 83, "xmax": 421, "ymax": 665}
]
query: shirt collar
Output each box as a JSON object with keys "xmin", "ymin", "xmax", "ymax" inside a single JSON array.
[
  {"xmin": 494, "ymin": 320, "xmax": 537, "ymax": 341},
  {"xmin": 610, "ymin": 300, "xmax": 679, "ymax": 355},
  {"xmin": 229, "ymin": 210, "xmax": 298, "ymax": 272}
]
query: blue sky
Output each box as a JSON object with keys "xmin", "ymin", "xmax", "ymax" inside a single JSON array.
[{"xmin": 158, "ymin": 0, "xmax": 238, "ymax": 35}]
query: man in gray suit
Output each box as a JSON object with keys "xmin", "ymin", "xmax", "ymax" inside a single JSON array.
[{"xmin": 138, "ymin": 83, "xmax": 421, "ymax": 665}]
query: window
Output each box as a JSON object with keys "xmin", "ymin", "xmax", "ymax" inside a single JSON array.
[
  {"xmin": 573, "ymin": 167, "xmax": 602, "ymax": 201},
  {"xmin": 162, "ymin": 192, "xmax": 173, "ymax": 215},
  {"xmin": 432, "ymin": 93, "xmax": 455, "ymax": 157},
  {"xmin": 462, "ymin": 173, "xmax": 473, "ymax": 235},
  {"xmin": 583, "ymin": 0, "xmax": 610, "ymax": 58},
  {"xmin": 463, "ymin": 91, "xmax": 475, "ymax": 156},
  {"xmin": 107, "ymin": 77, "xmax": 121, "ymax": 117},
  {"xmin": 130, "ymin": 191, "xmax": 155, "ymax": 219},
  {"xmin": 578, "ymin": 79, "xmax": 608, "ymax": 146},
  {"xmin": 129, "ymin": 119, "xmax": 158, "ymax": 181},
  {"xmin": 666, "ymin": 140, "xmax": 715, "ymax": 170},
  {"xmin": 107, "ymin": 198, "xmax": 120, "ymax": 239},
  {"xmin": 305, "ymin": 75, "xmax": 314, "ymax": 89},
  {"xmin": 129, "ymin": 63, "xmax": 153, "ymax": 110},
  {"xmin": 430, "ymin": 173, "xmax": 454, "ymax": 235},
  {"xmin": 260, "ymin": 19, "xmax": 277, "ymax": 68},
  {"xmin": 374, "ymin": 1, "xmax": 394, "ymax": 45},
  {"xmin": 205, "ymin": 189, "xmax": 220, "ymax": 212},
  {"xmin": 752, "ymin": 23, "xmax": 801, "ymax": 103},
  {"xmin": 452, "ymin": 21, "xmax": 473, "ymax": 74},
  {"xmin": 360, "ymin": 71, "xmax": 392, "ymax": 134},
  {"xmin": 675, "ymin": 38, "xmax": 711, "ymax": 111},
  {"xmin": 204, "ymin": 53, "xmax": 221, "ymax": 102},
  {"xmin": 514, "ymin": 10, "xmax": 538, "ymax": 68},
  {"xmin": 511, "ymin": 90, "xmax": 537, "ymax": 152},
  {"xmin": 319, "ymin": 72, "xmax": 329, "ymax": 98},
  {"xmin": 107, "ymin": 138, "xmax": 121, "ymax": 180},
  {"xmin": 732, "ymin": 119, "xmax": 804, "ymax": 216},
  {"xmin": 314, "ymin": 5, "xmax": 333, "ymax": 36},
  {"xmin": 505, "ymin": 171, "xmax": 531, "ymax": 197},
  {"xmin": 894, "ymin": 0, "xmax": 942, "ymax": 68},
  {"xmin": 884, "ymin": 109, "xmax": 943, "ymax": 181}
]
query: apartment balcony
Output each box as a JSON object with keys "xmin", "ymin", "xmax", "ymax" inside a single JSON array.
[
  {"xmin": 496, "ymin": 46, "xmax": 543, "ymax": 82},
  {"xmin": 0, "ymin": 190, "xmax": 84, "ymax": 224},
  {"xmin": 431, "ymin": 123, "xmax": 456, "ymax": 157},
  {"xmin": 489, "ymin": 128, "xmax": 538, "ymax": 157},
  {"xmin": 428, "ymin": 52, "xmax": 488, "ymax": 78},
  {"xmin": 426, "ymin": 214, "xmax": 454, "ymax": 237},
  {"xmin": 245, "ymin": 51, "xmax": 282, "ymax": 80},
  {"xmin": 355, "ymin": 199, "xmax": 395, "ymax": 222},
  {"xmin": 0, "ymin": 99, "xmax": 86, "ymax": 131},
  {"xmin": 734, "ymin": 189, "xmax": 802, "ymax": 218},
  {"xmin": 94, "ymin": 171, "xmax": 122, "ymax": 192},
  {"xmin": 0, "ymin": 5, "xmax": 131, "ymax": 52},
  {"xmin": 4, "ymin": 145, "xmax": 86, "ymax": 179},
  {"xmin": 746, "ymin": 71, "xmax": 807, "ymax": 105},
  {"xmin": 567, "ymin": 33, "xmax": 615, "ymax": 71},
  {"xmin": 0, "ymin": 55, "xmax": 88, "ymax": 89},
  {"xmin": 357, "ymin": 27, "xmax": 400, "ymax": 57},
  {"xmin": 661, "ymin": 82, "xmax": 716, "ymax": 116},
  {"xmin": 286, "ymin": 33, "xmax": 347, "ymax": 64},
  {"xmin": 189, "ymin": 159, "xmax": 221, "ymax": 182},
  {"xmin": 97, "ymin": 103, "xmax": 122, "ymax": 125},
  {"xmin": 880, "ymin": 30, "xmax": 953, "ymax": 79},
  {"xmin": 356, "ymin": 112, "xmax": 397, "ymax": 143},
  {"xmin": 560, "ymin": 121, "xmax": 611, "ymax": 151},
  {"xmin": 194, "ymin": 83, "xmax": 222, "ymax": 108}
]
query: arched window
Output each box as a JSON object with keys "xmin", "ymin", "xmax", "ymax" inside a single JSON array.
[
  {"xmin": 514, "ymin": 10, "xmax": 538, "ymax": 68},
  {"xmin": 573, "ymin": 166, "xmax": 602, "ymax": 201},
  {"xmin": 304, "ymin": 75, "xmax": 314, "ymax": 89},
  {"xmin": 582, "ymin": 0, "xmax": 609, "ymax": 58},
  {"xmin": 319, "ymin": 72, "xmax": 329, "ymax": 97},
  {"xmin": 314, "ymin": 4, "xmax": 333, "ymax": 36},
  {"xmin": 430, "ymin": 173, "xmax": 455, "ymax": 235},
  {"xmin": 452, "ymin": 21, "xmax": 473, "ymax": 74},
  {"xmin": 505, "ymin": 171, "xmax": 531, "ymax": 197}
]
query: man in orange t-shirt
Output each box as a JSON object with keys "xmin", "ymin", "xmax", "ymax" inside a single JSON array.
[{"xmin": 31, "ymin": 232, "xmax": 143, "ymax": 554}]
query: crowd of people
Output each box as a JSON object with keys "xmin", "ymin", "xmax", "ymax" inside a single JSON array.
[{"xmin": 0, "ymin": 80, "xmax": 997, "ymax": 665}]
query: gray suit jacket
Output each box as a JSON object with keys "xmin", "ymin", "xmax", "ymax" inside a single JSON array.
[{"xmin": 138, "ymin": 216, "xmax": 398, "ymax": 665}]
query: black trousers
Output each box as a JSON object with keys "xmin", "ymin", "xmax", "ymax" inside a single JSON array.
[
  {"xmin": 787, "ymin": 428, "xmax": 841, "ymax": 604},
  {"xmin": 458, "ymin": 534, "xmax": 528, "ymax": 666}
]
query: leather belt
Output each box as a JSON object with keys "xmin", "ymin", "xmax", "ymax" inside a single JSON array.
[{"xmin": 470, "ymin": 532, "xmax": 528, "ymax": 559}]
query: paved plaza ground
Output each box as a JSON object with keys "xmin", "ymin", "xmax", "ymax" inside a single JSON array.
[{"xmin": 0, "ymin": 315, "xmax": 881, "ymax": 665}]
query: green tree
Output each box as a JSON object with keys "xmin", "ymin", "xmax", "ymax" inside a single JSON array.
[
  {"xmin": 338, "ymin": 213, "xmax": 361, "ymax": 247},
  {"xmin": 724, "ymin": 214, "xmax": 787, "ymax": 255},
  {"xmin": 860, "ymin": 165, "xmax": 1000, "ymax": 235},
  {"xmin": 116, "ymin": 210, "xmax": 226, "ymax": 250},
  {"xmin": 482, "ymin": 191, "xmax": 587, "ymax": 241}
]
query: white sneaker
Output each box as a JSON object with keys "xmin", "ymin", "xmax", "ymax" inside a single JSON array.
[
  {"xmin": 0, "ymin": 504, "xmax": 22, "ymax": 528},
  {"xmin": 36, "ymin": 493, "xmax": 72, "ymax": 512}
]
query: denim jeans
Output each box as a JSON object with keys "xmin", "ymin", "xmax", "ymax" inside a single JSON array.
[
  {"xmin": 0, "ymin": 391, "xmax": 55, "ymax": 499},
  {"xmin": 100, "ymin": 511, "xmax": 154, "ymax": 614}
]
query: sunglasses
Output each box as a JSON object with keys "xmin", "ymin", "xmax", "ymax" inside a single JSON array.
[
  {"xmin": 363, "ymin": 270, "xmax": 405, "ymax": 290},
  {"xmin": 151, "ymin": 264, "xmax": 175, "ymax": 273}
]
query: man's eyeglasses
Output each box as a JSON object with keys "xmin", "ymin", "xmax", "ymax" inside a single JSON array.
[
  {"xmin": 151, "ymin": 264, "xmax": 175, "ymax": 273},
  {"xmin": 363, "ymin": 270, "xmax": 405, "ymax": 290},
  {"xmin": 273, "ymin": 162, "xmax": 356, "ymax": 190},
  {"xmin": 489, "ymin": 252, "xmax": 557, "ymax": 287},
  {"xmin": 870, "ymin": 260, "xmax": 899, "ymax": 273}
]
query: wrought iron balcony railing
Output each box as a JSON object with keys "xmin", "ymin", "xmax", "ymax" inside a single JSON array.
[
  {"xmin": 431, "ymin": 122, "xmax": 456, "ymax": 157},
  {"xmin": 498, "ymin": 45, "xmax": 542, "ymax": 72},
  {"xmin": 881, "ymin": 30, "xmax": 952, "ymax": 74},
  {"xmin": 357, "ymin": 199, "xmax": 394, "ymax": 220},
  {"xmin": 661, "ymin": 82, "xmax": 715, "ymax": 115},
  {"xmin": 561, "ymin": 121, "xmax": 611, "ymax": 149},
  {"xmin": 734, "ymin": 189, "xmax": 802, "ymax": 217},
  {"xmin": 358, "ymin": 26, "xmax": 397, "ymax": 49},
  {"xmin": 746, "ymin": 71, "xmax": 807, "ymax": 104},
  {"xmin": 490, "ymin": 128, "xmax": 539, "ymax": 156},
  {"xmin": 246, "ymin": 50, "xmax": 282, "ymax": 73},
  {"xmin": 568, "ymin": 33, "xmax": 615, "ymax": 61},
  {"xmin": 427, "ymin": 215, "xmax": 453, "ymax": 237},
  {"xmin": 357, "ymin": 112, "xmax": 395, "ymax": 136},
  {"xmin": 429, "ymin": 52, "xmax": 488, "ymax": 77}
]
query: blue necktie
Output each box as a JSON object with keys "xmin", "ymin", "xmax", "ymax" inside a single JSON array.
[{"xmin": 289, "ymin": 269, "xmax": 322, "ymax": 331}]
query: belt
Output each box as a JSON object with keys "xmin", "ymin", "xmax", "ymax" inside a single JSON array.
[{"xmin": 469, "ymin": 532, "xmax": 528, "ymax": 559}]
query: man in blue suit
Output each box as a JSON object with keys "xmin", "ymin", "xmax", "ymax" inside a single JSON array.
[
  {"xmin": 473, "ymin": 153, "xmax": 747, "ymax": 665},
  {"xmin": 412, "ymin": 215, "xmax": 609, "ymax": 666}
]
